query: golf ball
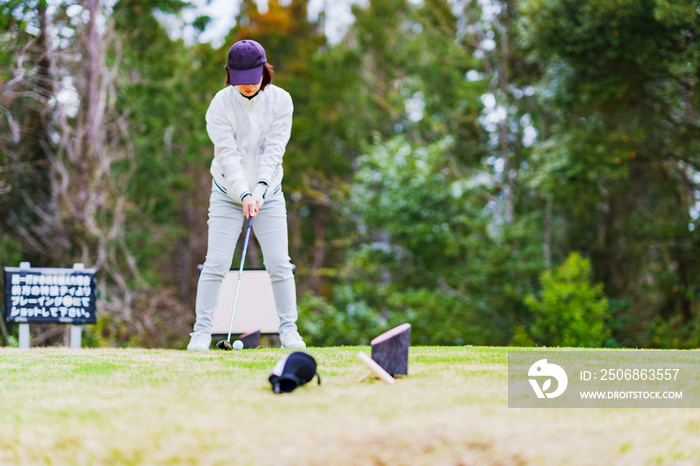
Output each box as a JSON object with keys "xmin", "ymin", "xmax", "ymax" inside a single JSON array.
[{"xmin": 232, "ymin": 340, "xmax": 244, "ymax": 350}]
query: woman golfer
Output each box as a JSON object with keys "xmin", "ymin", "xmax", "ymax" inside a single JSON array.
[{"xmin": 188, "ymin": 39, "xmax": 305, "ymax": 350}]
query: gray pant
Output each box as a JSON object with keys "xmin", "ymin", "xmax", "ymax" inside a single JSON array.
[{"xmin": 193, "ymin": 185, "xmax": 298, "ymax": 334}]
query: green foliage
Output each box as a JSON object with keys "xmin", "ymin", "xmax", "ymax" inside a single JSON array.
[
  {"xmin": 0, "ymin": 236, "xmax": 23, "ymax": 268},
  {"xmin": 521, "ymin": 0, "xmax": 700, "ymax": 342},
  {"xmin": 343, "ymin": 135, "xmax": 544, "ymax": 345},
  {"xmin": 297, "ymin": 282, "xmax": 501, "ymax": 347},
  {"xmin": 297, "ymin": 289, "xmax": 386, "ymax": 346},
  {"xmin": 526, "ymin": 252, "xmax": 610, "ymax": 347},
  {"xmin": 641, "ymin": 315, "xmax": 700, "ymax": 349},
  {"xmin": 0, "ymin": 236, "xmax": 22, "ymax": 344},
  {"xmin": 0, "ymin": 0, "xmax": 55, "ymax": 266},
  {"xmin": 385, "ymin": 289, "xmax": 497, "ymax": 346},
  {"xmin": 4, "ymin": 334, "xmax": 19, "ymax": 348},
  {"xmin": 108, "ymin": 0, "xmax": 223, "ymax": 303},
  {"xmin": 509, "ymin": 324, "xmax": 537, "ymax": 347}
]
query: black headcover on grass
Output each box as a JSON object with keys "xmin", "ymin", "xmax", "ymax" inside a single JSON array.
[{"xmin": 269, "ymin": 351, "xmax": 321, "ymax": 394}]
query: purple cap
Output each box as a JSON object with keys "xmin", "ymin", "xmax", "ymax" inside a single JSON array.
[{"xmin": 227, "ymin": 40, "xmax": 267, "ymax": 85}]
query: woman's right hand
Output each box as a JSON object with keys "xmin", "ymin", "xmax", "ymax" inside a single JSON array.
[{"xmin": 242, "ymin": 195, "xmax": 259, "ymax": 218}]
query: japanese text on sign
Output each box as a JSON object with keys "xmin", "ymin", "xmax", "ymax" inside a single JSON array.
[{"xmin": 3, "ymin": 268, "xmax": 97, "ymax": 324}]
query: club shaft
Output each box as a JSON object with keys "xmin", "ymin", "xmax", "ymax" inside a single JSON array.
[{"xmin": 226, "ymin": 216, "xmax": 253, "ymax": 341}]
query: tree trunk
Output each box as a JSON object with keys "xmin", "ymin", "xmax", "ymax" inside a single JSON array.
[{"xmin": 497, "ymin": 1, "xmax": 514, "ymax": 226}]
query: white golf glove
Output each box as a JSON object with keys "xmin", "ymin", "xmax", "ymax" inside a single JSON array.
[{"xmin": 252, "ymin": 182, "xmax": 268, "ymax": 209}]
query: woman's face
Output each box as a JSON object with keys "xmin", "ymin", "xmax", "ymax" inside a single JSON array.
[{"xmin": 236, "ymin": 76, "xmax": 263, "ymax": 96}]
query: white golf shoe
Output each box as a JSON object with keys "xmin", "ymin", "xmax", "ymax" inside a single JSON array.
[
  {"xmin": 280, "ymin": 329, "xmax": 306, "ymax": 349},
  {"xmin": 187, "ymin": 331, "xmax": 211, "ymax": 351}
]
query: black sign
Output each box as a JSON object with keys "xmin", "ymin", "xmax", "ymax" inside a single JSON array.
[{"xmin": 3, "ymin": 267, "xmax": 97, "ymax": 324}]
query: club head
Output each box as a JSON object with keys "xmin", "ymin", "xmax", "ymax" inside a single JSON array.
[{"xmin": 217, "ymin": 340, "xmax": 233, "ymax": 351}]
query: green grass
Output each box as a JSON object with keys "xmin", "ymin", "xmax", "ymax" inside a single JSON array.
[{"xmin": 0, "ymin": 346, "xmax": 699, "ymax": 465}]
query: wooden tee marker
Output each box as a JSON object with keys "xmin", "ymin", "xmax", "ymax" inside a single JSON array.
[
  {"xmin": 357, "ymin": 351, "xmax": 395, "ymax": 384},
  {"xmin": 358, "ymin": 323, "xmax": 411, "ymax": 383},
  {"xmin": 239, "ymin": 330, "xmax": 261, "ymax": 349},
  {"xmin": 371, "ymin": 323, "xmax": 411, "ymax": 376}
]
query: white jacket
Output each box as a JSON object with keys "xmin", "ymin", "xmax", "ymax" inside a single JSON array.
[{"xmin": 205, "ymin": 84, "xmax": 293, "ymax": 202}]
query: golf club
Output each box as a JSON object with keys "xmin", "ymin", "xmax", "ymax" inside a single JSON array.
[{"xmin": 217, "ymin": 215, "xmax": 254, "ymax": 350}]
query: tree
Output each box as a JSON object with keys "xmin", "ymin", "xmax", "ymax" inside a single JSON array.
[
  {"xmin": 340, "ymin": 134, "xmax": 543, "ymax": 345},
  {"xmin": 526, "ymin": 252, "xmax": 610, "ymax": 347},
  {"xmin": 521, "ymin": 0, "xmax": 700, "ymax": 345},
  {"xmin": 308, "ymin": 0, "xmax": 547, "ymax": 345},
  {"xmin": 0, "ymin": 0, "xmax": 54, "ymax": 266}
]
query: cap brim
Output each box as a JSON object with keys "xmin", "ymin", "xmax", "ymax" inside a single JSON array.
[{"xmin": 228, "ymin": 65, "xmax": 263, "ymax": 86}]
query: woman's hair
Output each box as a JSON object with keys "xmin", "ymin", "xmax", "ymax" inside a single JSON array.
[{"xmin": 225, "ymin": 62, "xmax": 275, "ymax": 91}]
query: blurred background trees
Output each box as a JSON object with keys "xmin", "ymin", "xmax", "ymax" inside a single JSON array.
[{"xmin": 1, "ymin": 0, "xmax": 698, "ymax": 348}]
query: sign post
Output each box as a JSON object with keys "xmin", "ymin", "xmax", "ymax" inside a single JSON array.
[
  {"xmin": 19, "ymin": 320, "xmax": 30, "ymax": 350},
  {"xmin": 18, "ymin": 262, "xmax": 31, "ymax": 349},
  {"xmin": 3, "ymin": 262, "xmax": 97, "ymax": 349}
]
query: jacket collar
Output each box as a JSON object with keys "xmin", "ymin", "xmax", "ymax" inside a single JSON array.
[{"xmin": 231, "ymin": 86, "xmax": 263, "ymax": 106}]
